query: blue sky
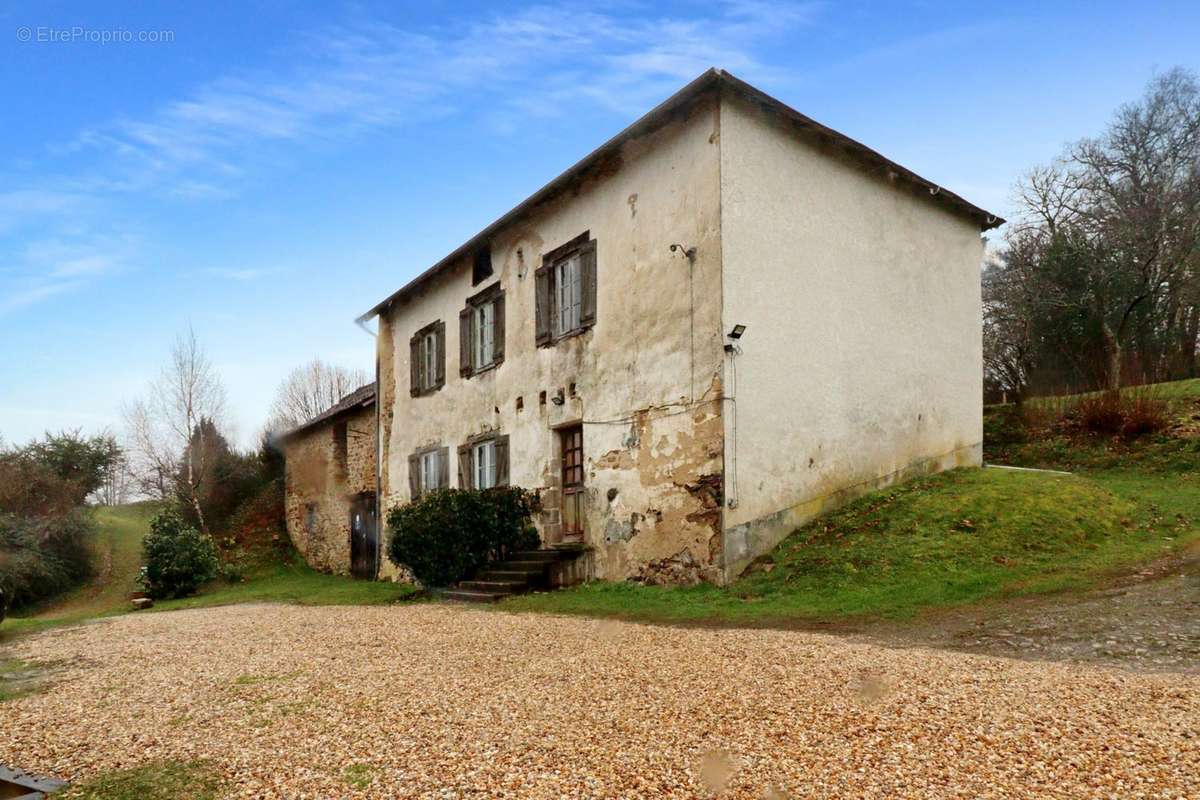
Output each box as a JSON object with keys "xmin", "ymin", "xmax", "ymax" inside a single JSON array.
[{"xmin": 2, "ymin": 1, "xmax": 1198, "ymax": 447}]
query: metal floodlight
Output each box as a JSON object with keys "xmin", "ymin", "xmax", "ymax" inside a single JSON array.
[{"xmin": 728, "ymin": 324, "xmax": 747, "ymax": 340}]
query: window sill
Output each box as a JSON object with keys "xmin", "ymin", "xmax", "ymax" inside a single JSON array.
[
  {"xmin": 465, "ymin": 362, "xmax": 501, "ymax": 379},
  {"xmin": 411, "ymin": 384, "xmax": 443, "ymax": 398},
  {"xmin": 541, "ymin": 324, "xmax": 592, "ymax": 348}
]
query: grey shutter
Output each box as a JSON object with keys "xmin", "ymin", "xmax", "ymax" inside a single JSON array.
[
  {"xmin": 535, "ymin": 265, "xmax": 552, "ymax": 346},
  {"xmin": 459, "ymin": 307, "xmax": 473, "ymax": 377},
  {"xmin": 493, "ymin": 291, "xmax": 505, "ymax": 365},
  {"xmin": 409, "ymin": 335, "xmax": 421, "ymax": 397},
  {"xmin": 408, "ymin": 453, "xmax": 420, "ymax": 500},
  {"xmin": 438, "ymin": 446, "xmax": 450, "ymax": 489},
  {"xmin": 434, "ymin": 322, "xmax": 446, "ymax": 389},
  {"xmin": 580, "ymin": 239, "xmax": 597, "ymax": 328},
  {"xmin": 457, "ymin": 444, "xmax": 472, "ymax": 489},
  {"xmin": 495, "ymin": 435, "xmax": 510, "ymax": 487}
]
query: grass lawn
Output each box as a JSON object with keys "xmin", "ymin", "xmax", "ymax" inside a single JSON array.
[
  {"xmin": 0, "ymin": 505, "xmax": 417, "ymax": 643},
  {"xmin": 504, "ymin": 378, "xmax": 1200, "ymax": 625},
  {"xmin": 59, "ymin": 760, "xmax": 223, "ymax": 800}
]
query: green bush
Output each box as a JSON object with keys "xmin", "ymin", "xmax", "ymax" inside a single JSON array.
[
  {"xmin": 0, "ymin": 511, "xmax": 94, "ymax": 610},
  {"xmin": 140, "ymin": 508, "xmax": 219, "ymax": 599},
  {"xmin": 387, "ymin": 486, "xmax": 540, "ymax": 587}
]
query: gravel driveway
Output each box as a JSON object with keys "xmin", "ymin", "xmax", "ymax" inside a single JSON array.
[{"xmin": 2, "ymin": 604, "xmax": 1197, "ymax": 799}]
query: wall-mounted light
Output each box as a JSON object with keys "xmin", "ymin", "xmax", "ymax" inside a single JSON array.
[
  {"xmin": 551, "ymin": 388, "xmax": 566, "ymax": 405},
  {"xmin": 724, "ymin": 324, "xmax": 747, "ymax": 354}
]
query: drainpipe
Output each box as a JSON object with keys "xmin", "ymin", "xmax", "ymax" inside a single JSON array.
[{"xmin": 356, "ymin": 315, "xmax": 383, "ymax": 580}]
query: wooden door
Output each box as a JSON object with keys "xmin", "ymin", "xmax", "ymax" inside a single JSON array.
[
  {"xmin": 560, "ymin": 425, "xmax": 584, "ymax": 540},
  {"xmin": 349, "ymin": 493, "xmax": 377, "ymax": 579}
]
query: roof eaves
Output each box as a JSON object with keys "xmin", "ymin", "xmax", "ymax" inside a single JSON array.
[
  {"xmin": 357, "ymin": 68, "xmax": 1004, "ymax": 322},
  {"xmin": 278, "ymin": 383, "xmax": 376, "ymax": 442}
]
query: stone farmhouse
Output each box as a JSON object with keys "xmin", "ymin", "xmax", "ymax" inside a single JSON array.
[{"xmin": 282, "ymin": 68, "xmax": 1003, "ymax": 585}]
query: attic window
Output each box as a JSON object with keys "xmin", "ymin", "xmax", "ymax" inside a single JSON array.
[{"xmin": 472, "ymin": 245, "xmax": 493, "ymax": 286}]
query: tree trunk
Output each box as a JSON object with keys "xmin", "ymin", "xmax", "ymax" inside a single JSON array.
[{"xmin": 1101, "ymin": 322, "xmax": 1122, "ymax": 392}]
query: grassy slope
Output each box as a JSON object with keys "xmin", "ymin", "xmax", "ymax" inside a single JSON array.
[
  {"xmin": 1, "ymin": 505, "xmax": 416, "ymax": 642},
  {"xmin": 503, "ymin": 379, "xmax": 1200, "ymax": 624}
]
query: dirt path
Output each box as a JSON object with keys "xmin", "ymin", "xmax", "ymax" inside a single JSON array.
[
  {"xmin": 2, "ymin": 603, "xmax": 1197, "ymax": 798},
  {"xmin": 846, "ymin": 543, "xmax": 1200, "ymax": 673},
  {"xmin": 32, "ymin": 505, "xmax": 150, "ymax": 621}
]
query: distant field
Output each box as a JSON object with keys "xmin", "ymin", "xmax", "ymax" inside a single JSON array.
[{"xmin": 1, "ymin": 505, "xmax": 417, "ymax": 642}]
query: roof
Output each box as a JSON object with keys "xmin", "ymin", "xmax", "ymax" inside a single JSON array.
[
  {"xmin": 279, "ymin": 382, "xmax": 375, "ymax": 442},
  {"xmin": 359, "ymin": 68, "xmax": 1004, "ymax": 322}
]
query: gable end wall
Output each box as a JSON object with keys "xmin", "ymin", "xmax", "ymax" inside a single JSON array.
[{"xmin": 717, "ymin": 91, "xmax": 985, "ymax": 579}]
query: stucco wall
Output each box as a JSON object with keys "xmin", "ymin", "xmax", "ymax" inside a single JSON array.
[
  {"xmin": 717, "ymin": 93, "xmax": 986, "ymax": 579},
  {"xmin": 283, "ymin": 405, "xmax": 377, "ymax": 574},
  {"xmin": 380, "ymin": 96, "xmax": 726, "ymax": 582}
]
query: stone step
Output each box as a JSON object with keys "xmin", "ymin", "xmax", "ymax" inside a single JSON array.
[
  {"xmin": 458, "ymin": 579, "xmax": 528, "ymax": 593},
  {"xmin": 479, "ymin": 568, "xmax": 545, "ymax": 581},
  {"xmin": 441, "ymin": 589, "xmax": 506, "ymax": 603},
  {"xmin": 511, "ymin": 550, "xmax": 565, "ymax": 561},
  {"xmin": 502, "ymin": 560, "xmax": 553, "ymax": 571}
]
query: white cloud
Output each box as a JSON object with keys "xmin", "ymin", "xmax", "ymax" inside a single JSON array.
[
  {"xmin": 0, "ymin": 232, "xmax": 137, "ymax": 317},
  {"xmin": 3, "ymin": 1, "xmax": 821, "ymax": 315},
  {"xmin": 64, "ymin": 1, "xmax": 819, "ymax": 188}
]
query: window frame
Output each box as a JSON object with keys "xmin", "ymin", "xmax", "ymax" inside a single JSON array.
[
  {"xmin": 460, "ymin": 283, "xmax": 505, "ymax": 378},
  {"xmin": 555, "ymin": 254, "xmax": 582, "ymax": 337},
  {"xmin": 473, "ymin": 439, "xmax": 497, "ymax": 490},
  {"xmin": 457, "ymin": 433, "xmax": 509, "ymax": 490},
  {"xmin": 408, "ymin": 444, "xmax": 448, "ymax": 501},
  {"xmin": 536, "ymin": 231, "xmax": 596, "ymax": 347},
  {"xmin": 409, "ymin": 320, "xmax": 445, "ymax": 397}
]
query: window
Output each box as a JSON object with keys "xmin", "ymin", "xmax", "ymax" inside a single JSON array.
[
  {"xmin": 535, "ymin": 232, "xmax": 597, "ymax": 347},
  {"xmin": 559, "ymin": 425, "xmax": 584, "ymax": 539},
  {"xmin": 457, "ymin": 434, "xmax": 509, "ymax": 489},
  {"xmin": 304, "ymin": 503, "xmax": 318, "ymax": 534},
  {"xmin": 555, "ymin": 255, "xmax": 582, "ymax": 335},
  {"xmin": 459, "ymin": 284, "xmax": 505, "ymax": 377},
  {"xmin": 421, "ymin": 450, "xmax": 439, "ymax": 490},
  {"xmin": 472, "ymin": 245, "xmax": 493, "ymax": 285},
  {"xmin": 476, "ymin": 302, "xmax": 494, "ymax": 367},
  {"xmin": 409, "ymin": 321, "xmax": 445, "ymax": 396},
  {"xmin": 408, "ymin": 446, "xmax": 448, "ymax": 500},
  {"xmin": 473, "ymin": 440, "xmax": 496, "ymax": 490}
]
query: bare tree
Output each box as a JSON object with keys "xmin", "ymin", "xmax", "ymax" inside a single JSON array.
[
  {"xmin": 267, "ymin": 359, "xmax": 370, "ymax": 432},
  {"xmin": 1068, "ymin": 68, "xmax": 1200, "ymax": 389},
  {"xmin": 123, "ymin": 327, "xmax": 227, "ymax": 534},
  {"xmin": 999, "ymin": 68, "xmax": 1200, "ymax": 393}
]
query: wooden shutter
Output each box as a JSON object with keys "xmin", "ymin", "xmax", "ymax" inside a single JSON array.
[
  {"xmin": 457, "ymin": 444, "xmax": 472, "ymax": 489},
  {"xmin": 495, "ymin": 435, "xmax": 510, "ymax": 487},
  {"xmin": 408, "ymin": 453, "xmax": 420, "ymax": 500},
  {"xmin": 434, "ymin": 322, "xmax": 446, "ymax": 389},
  {"xmin": 535, "ymin": 265, "xmax": 552, "ymax": 346},
  {"xmin": 493, "ymin": 291, "xmax": 505, "ymax": 365},
  {"xmin": 438, "ymin": 446, "xmax": 450, "ymax": 489},
  {"xmin": 580, "ymin": 239, "xmax": 597, "ymax": 328},
  {"xmin": 409, "ymin": 335, "xmax": 421, "ymax": 397},
  {"xmin": 459, "ymin": 307, "xmax": 473, "ymax": 377}
]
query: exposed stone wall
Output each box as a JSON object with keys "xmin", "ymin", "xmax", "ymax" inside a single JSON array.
[
  {"xmin": 283, "ymin": 405, "xmax": 376, "ymax": 574},
  {"xmin": 378, "ymin": 95, "xmax": 726, "ymax": 583}
]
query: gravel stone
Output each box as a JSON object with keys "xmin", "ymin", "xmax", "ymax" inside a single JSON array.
[{"xmin": 2, "ymin": 603, "xmax": 1197, "ymax": 798}]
